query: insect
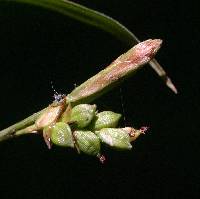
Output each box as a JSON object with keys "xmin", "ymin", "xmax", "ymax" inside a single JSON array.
[{"xmin": 51, "ymin": 81, "xmax": 66, "ymax": 103}]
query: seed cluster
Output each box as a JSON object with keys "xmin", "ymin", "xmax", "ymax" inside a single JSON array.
[{"xmin": 38, "ymin": 103, "xmax": 146, "ymax": 162}]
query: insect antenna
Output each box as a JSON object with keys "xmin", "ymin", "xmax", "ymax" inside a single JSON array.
[{"xmin": 50, "ymin": 81, "xmax": 65, "ymax": 103}]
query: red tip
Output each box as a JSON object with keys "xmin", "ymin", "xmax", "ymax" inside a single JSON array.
[
  {"xmin": 98, "ymin": 154, "xmax": 106, "ymax": 164},
  {"xmin": 140, "ymin": 126, "xmax": 149, "ymax": 134}
]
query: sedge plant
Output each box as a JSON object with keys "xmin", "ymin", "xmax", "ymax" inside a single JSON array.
[{"xmin": 0, "ymin": 0, "xmax": 177, "ymax": 162}]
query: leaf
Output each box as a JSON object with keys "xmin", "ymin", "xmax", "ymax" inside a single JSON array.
[{"xmin": 3, "ymin": 0, "xmax": 177, "ymax": 93}]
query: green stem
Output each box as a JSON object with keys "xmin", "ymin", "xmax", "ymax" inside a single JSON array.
[
  {"xmin": 15, "ymin": 124, "xmax": 37, "ymax": 136},
  {"xmin": 2, "ymin": 0, "xmax": 177, "ymax": 93},
  {"xmin": 0, "ymin": 109, "xmax": 45, "ymax": 142},
  {"xmin": 0, "ymin": 39, "xmax": 162, "ymax": 142}
]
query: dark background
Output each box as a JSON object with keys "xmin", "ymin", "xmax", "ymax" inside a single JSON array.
[{"xmin": 0, "ymin": 0, "xmax": 199, "ymax": 198}]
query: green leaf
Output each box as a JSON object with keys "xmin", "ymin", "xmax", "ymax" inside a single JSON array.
[{"xmin": 3, "ymin": 0, "xmax": 177, "ymax": 93}]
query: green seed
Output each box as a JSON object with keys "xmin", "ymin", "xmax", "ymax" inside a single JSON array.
[
  {"xmin": 89, "ymin": 111, "xmax": 121, "ymax": 130},
  {"xmin": 51, "ymin": 122, "xmax": 74, "ymax": 148},
  {"xmin": 70, "ymin": 104, "xmax": 96, "ymax": 128},
  {"xmin": 96, "ymin": 128, "xmax": 132, "ymax": 150},
  {"xmin": 74, "ymin": 130, "xmax": 100, "ymax": 156}
]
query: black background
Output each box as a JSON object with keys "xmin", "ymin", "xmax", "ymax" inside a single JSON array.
[{"xmin": 0, "ymin": 0, "xmax": 199, "ymax": 198}]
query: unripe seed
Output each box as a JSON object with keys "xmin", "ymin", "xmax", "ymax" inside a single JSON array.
[
  {"xmin": 51, "ymin": 122, "xmax": 74, "ymax": 148},
  {"xmin": 70, "ymin": 104, "xmax": 96, "ymax": 128},
  {"xmin": 89, "ymin": 111, "xmax": 121, "ymax": 130},
  {"xmin": 96, "ymin": 128, "xmax": 132, "ymax": 150},
  {"xmin": 74, "ymin": 130, "xmax": 100, "ymax": 156}
]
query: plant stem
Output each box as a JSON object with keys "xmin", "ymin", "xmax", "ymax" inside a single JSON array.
[
  {"xmin": 0, "ymin": 39, "xmax": 162, "ymax": 142},
  {"xmin": 0, "ymin": 109, "xmax": 45, "ymax": 142}
]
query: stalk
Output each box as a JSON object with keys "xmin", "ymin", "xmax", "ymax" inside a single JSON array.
[
  {"xmin": 0, "ymin": 39, "xmax": 162, "ymax": 142},
  {"xmin": 0, "ymin": 109, "xmax": 45, "ymax": 141}
]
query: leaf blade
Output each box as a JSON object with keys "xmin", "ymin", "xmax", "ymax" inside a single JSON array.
[{"xmin": 4, "ymin": 0, "xmax": 177, "ymax": 93}]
